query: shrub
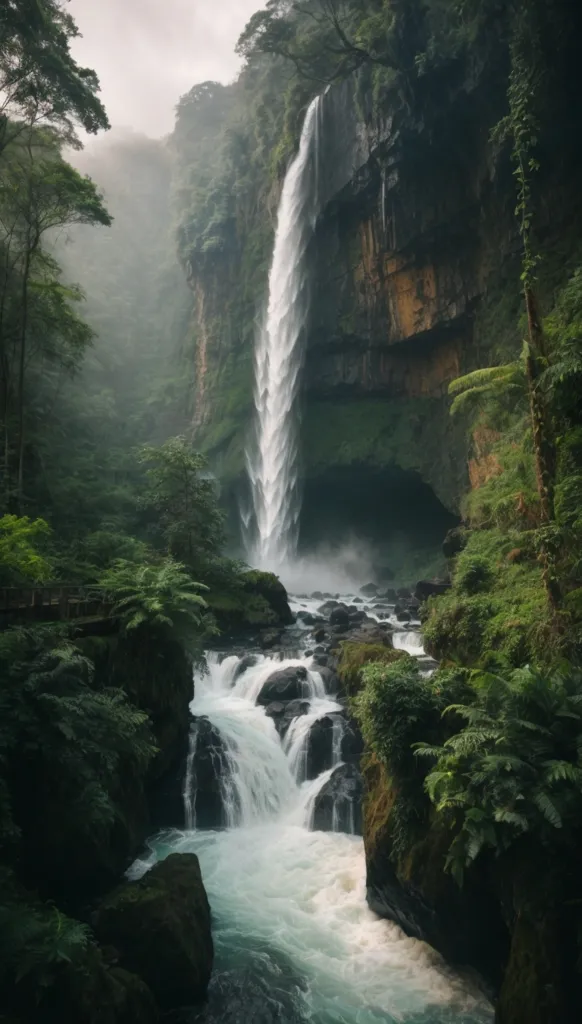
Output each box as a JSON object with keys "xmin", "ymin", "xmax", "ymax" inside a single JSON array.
[
  {"xmin": 0, "ymin": 625, "xmax": 156, "ymax": 847},
  {"xmin": 0, "ymin": 515, "xmax": 52, "ymax": 586},
  {"xmin": 96, "ymin": 558, "xmax": 212, "ymax": 643},
  {"xmin": 416, "ymin": 666, "xmax": 582, "ymax": 883}
]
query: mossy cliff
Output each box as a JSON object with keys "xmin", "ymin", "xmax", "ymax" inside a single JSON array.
[{"xmin": 175, "ymin": 17, "xmax": 582, "ymax": 523}]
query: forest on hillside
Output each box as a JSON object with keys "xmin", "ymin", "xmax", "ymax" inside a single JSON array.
[{"xmin": 2, "ymin": 2, "xmax": 582, "ymax": 1023}]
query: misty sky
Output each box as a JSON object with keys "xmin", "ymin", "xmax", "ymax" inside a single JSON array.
[{"xmin": 68, "ymin": 0, "xmax": 263, "ymax": 137}]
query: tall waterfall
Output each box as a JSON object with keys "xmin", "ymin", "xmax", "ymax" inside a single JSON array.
[{"xmin": 246, "ymin": 95, "xmax": 323, "ymax": 571}]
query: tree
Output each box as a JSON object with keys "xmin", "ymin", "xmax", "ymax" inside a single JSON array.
[
  {"xmin": 0, "ymin": 0, "xmax": 109, "ymax": 154},
  {"xmin": 137, "ymin": 437, "xmax": 225, "ymax": 573},
  {"xmin": 0, "ymin": 129, "xmax": 110, "ymax": 507},
  {"xmin": 237, "ymin": 0, "xmax": 402, "ymax": 84}
]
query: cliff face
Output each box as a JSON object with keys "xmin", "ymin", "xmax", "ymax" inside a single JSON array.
[
  {"xmin": 182, "ymin": 38, "xmax": 582, "ymax": 531},
  {"xmin": 185, "ymin": 66, "xmax": 513, "ymax": 517}
]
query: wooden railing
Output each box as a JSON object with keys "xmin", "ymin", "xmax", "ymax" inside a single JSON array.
[{"xmin": 0, "ymin": 583, "xmax": 108, "ymax": 623}]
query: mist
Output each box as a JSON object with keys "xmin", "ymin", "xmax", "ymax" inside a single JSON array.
[{"xmin": 68, "ymin": 0, "xmax": 262, "ymax": 136}]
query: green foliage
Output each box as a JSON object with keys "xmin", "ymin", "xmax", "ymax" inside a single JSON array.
[
  {"xmin": 423, "ymin": 527, "xmax": 549, "ymax": 666},
  {"xmin": 337, "ymin": 641, "xmax": 405, "ymax": 693},
  {"xmin": 0, "ymin": 514, "xmax": 52, "ymax": 584},
  {"xmin": 0, "ymin": 888, "xmax": 91, "ymax": 990},
  {"xmin": 0, "ymin": 625, "xmax": 156, "ymax": 847},
  {"xmin": 96, "ymin": 558, "xmax": 211, "ymax": 641},
  {"xmin": 417, "ymin": 666, "xmax": 582, "ymax": 882},
  {"xmin": 137, "ymin": 437, "xmax": 225, "ymax": 574},
  {"xmin": 448, "ymin": 361, "xmax": 526, "ymax": 420},
  {"xmin": 352, "ymin": 657, "xmax": 470, "ymax": 853},
  {"xmin": 0, "ymin": 0, "xmax": 110, "ymax": 150}
]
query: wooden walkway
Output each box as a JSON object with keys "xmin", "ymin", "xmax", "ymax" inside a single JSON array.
[{"xmin": 0, "ymin": 584, "xmax": 109, "ymax": 626}]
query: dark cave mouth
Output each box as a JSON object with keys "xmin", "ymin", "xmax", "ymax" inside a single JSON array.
[{"xmin": 298, "ymin": 465, "xmax": 458, "ymax": 586}]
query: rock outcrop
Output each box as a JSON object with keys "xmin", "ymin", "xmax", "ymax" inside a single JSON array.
[{"xmin": 95, "ymin": 854, "xmax": 213, "ymax": 1011}]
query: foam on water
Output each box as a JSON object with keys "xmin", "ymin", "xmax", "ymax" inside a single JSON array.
[{"xmin": 135, "ymin": 648, "xmax": 492, "ymax": 1024}]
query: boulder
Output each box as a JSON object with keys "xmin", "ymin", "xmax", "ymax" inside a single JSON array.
[
  {"xmin": 343, "ymin": 623, "xmax": 394, "ymax": 646},
  {"xmin": 383, "ymin": 588, "xmax": 398, "ymax": 602},
  {"xmin": 265, "ymin": 698, "xmax": 310, "ymax": 736},
  {"xmin": 233, "ymin": 654, "xmax": 258, "ymax": 681},
  {"xmin": 312, "ymin": 764, "xmax": 363, "ymax": 834},
  {"xmin": 396, "ymin": 610, "xmax": 411, "ymax": 623},
  {"xmin": 415, "ymin": 579, "xmax": 452, "ymax": 602},
  {"xmin": 352, "ymin": 597, "xmax": 363, "ymax": 604},
  {"xmin": 360, "ymin": 583, "xmax": 379, "ymax": 596},
  {"xmin": 186, "ymin": 718, "xmax": 227, "ymax": 829},
  {"xmin": 348, "ymin": 610, "xmax": 367, "ymax": 624},
  {"xmin": 259, "ymin": 629, "xmax": 282, "ymax": 650},
  {"xmin": 257, "ymin": 666, "xmax": 309, "ymax": 705},
  {"xmin": 341, "ymin": 719, "xmax": 365, "ymax": 766},
  {"xmin": 318, "ymin": 600, "xmax": 339, "ymax": 615},
  {"xmin": 329, "ymin": 606, "xmax": 350, "ymax": 626},
  {"xmin": 311, "ymin": 591, "xmax": 324, "ymax": 600},
  {"xmin": 313, "ymin": 628, "xmax": 326, "ymax": 643},
  {"xmin": 397, "ymin": 587, "xmax": 412, "ymax": 600},
  {"xmin": 306, "ymin": 716, "xmax": 334, "ymax": 779},
  {"xmin": 95, "ymin": 854, "xmax": 213, "ymax": 1009},
  {"xmin": 296, "ymin": 610, "xmax": 316, "ymax": 625}
]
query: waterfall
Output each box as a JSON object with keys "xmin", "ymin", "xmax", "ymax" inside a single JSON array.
[
  {"xmin": 137, "ymin": 645, "xmax": 492, "ymax": 1023},
  {"xmin": 246, "ymin": 95, "xmax": 323, "ymax": 571}
]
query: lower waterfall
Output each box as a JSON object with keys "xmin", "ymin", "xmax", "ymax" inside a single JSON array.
[{"xmin": 132, "ymin": 640, "xmax": 493, "ymax": 1024}]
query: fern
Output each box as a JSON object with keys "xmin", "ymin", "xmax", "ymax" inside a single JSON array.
[
  {"xmin": 448, "ymin": 362, "xmax": 525, "ymax": 418},
  {"xmin": 95, "ymin": 557, "xmax": 211, "ymax": 642},
  {"xmin": 420, "ymin": 665, "xmax": 582, "ymax": 877}
]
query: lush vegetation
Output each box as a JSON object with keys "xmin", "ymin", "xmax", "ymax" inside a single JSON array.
[{"xmin": 0, "ymin": 4, "xmax": 293, "ymax": 1017}]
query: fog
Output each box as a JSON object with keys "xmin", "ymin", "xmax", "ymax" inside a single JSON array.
[{"xmin": 68, "ymin": 0, "xmax": 262, "ymax": 136}]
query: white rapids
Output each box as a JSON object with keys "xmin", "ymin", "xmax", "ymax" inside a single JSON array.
[
  {"xmin": 132, "ymin": 649, "xmax": 492, "ymax": 1024},
  {"xmin": 246, "ymin": 96, "xmax": 323, "ymax": 571}
]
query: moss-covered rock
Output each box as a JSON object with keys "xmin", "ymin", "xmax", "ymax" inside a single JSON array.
[
  {"xmin": 207, "ymin": 569, "xmax": 293, "ymax": 632},
  {"xmin": 95, "ymin": 853, "xmax": 213, "ymax": 1010},
  {"xmin": 336, "ymin": 641, "xmax": 405, "ymax": 694},
  {"xmin": 362, "ymin": 754, "xmax": 509, "ymax": 993},
  {"xmin": 86, "ymin": 629, "xmax": 193, "ymax": 781}
]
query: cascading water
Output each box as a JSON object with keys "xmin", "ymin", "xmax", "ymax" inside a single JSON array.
[
  {"xmin": 246, "ymin": 96, "xmax": 323, "ymax": 571},
  {"xmin": 133, "ymin": 646, "xmax": 493, "ymax": 1024}
]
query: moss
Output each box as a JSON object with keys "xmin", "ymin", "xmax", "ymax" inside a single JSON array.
[
  {"xmin": 423, "ymin": 526, "xmax": 550, "ymax": 666},
  {"xmin": 207, "ymin": 569, "xmax": 292, "ymax": 631},
  {"xmin": 95, "ymin": 853, "xmax": 213, "ymax": 1010},
  {"xmin": 337, "ymin": 642, "xmax": 405, "ymax": 694},
  {"xmin": 302, "ymin": 396, "xmax": 467, "ymax": 512}
]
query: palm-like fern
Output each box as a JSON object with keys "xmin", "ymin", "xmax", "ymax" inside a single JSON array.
[
  {"xmin": 96, "ymin": 558, "xmax": 209, "ymax": 635},
  {"xmin": 448, "ymin": 360, "xmax": 526, "ymax": 417},
  {"xmin": 415, "ymin": 666, "xmax": 582, "ymax": 882}
]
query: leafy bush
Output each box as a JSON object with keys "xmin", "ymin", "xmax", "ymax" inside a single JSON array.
[
  {"xmin": 416, "ymin": 666, "xmax": 582, "ymax": 882},
  {"xmin": 0, "ymin": 625, "xmax": 156, "ymax": 846},
  {"xmin": 0, "ymin": 515, "xmax": 53, "ymax": 586},
  {"xmin": 455, "ymin": 553, "xmax": 493, "ymax": 595},
  {"xmin": 96, "ymin": 558, "xmax": 210, "ymax": 638},
  {"xmin": 352, "ymin": 658, "xmax": 470, "ymax": 852},
  {"xmin": 0, "ymin": 881, "xmax": 91, "ymax": 991},
  {"xmin": 137, "ymin": 437, "xmax": 225, "ymax": 574},
  {"xmin": 423, "ymin": 526, "xmax": 551, "ymax": 666},
  {"xmin": 337, "ymin": 641, "xmax": 405, "ymax": 694}
]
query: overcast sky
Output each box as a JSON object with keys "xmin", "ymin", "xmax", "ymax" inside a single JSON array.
[{"xmin": 68, "ymin": 0, "xmax": 263, "ymax": 137}]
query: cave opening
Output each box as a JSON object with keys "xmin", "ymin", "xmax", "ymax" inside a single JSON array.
[{"xmin": 298, "ymin": 464, "xmax": 458, "ymax": 586}]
